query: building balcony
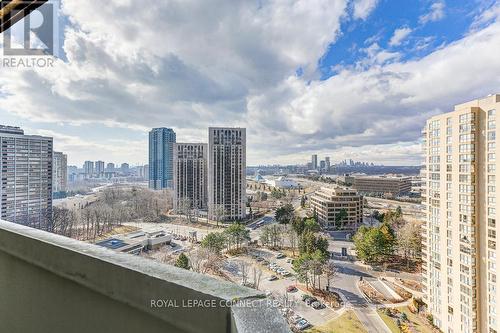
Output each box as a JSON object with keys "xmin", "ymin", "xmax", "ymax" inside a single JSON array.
[{"xmin": 0, "ymin": 220, "xmax": 290, "ymax": 333}]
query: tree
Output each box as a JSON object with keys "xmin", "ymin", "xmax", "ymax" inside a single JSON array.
[
  {"xmin": 224, "ymin": 223, "xmax": 250, "ymax": 251},
  {"xmin": 300, "ymin": 195, "xmax": 306, "ymax": 208},
  {"xmin": 395, "ymin": 206, "xmax": 403, "ymax": 218},
  {"xmin": 353, "ymin": 224, "xmax": 396, "ymax": 263},
  {"xmin": 201, "ymin": 232, "xmax": 226, "ymax": 254},
  {"xmin": 323, "ymin": 261, "xmax": 337, "ymax": 290},
  {"xmin": 252, "ymin": 266, "xmax": 263, "ymax": 290},
  {"xmin": 287, "ymin": 227, "xmax": 298, "ymax": 255},
  {"xmin": 175, "ymin": 253, "xmax": 189, "ymax": 270},
  {"xmin": 240, "ymin": 261, "xmax": 249, "ymax": 285},
  {"xmin": 292, "ymin": 217, "xmax": 306, "ymax": 236},
  {"xmin": 334, "ymin": 208, "xmax": 348, "ymax": 230},
  {"xmin": 212, "ymin": 205, "xmax": 226, "ymax": 227},
  {"xmin": 275, "ymin": 203, "xmax": 295, "ymax": 225},
  {"xmin": 397, "ymin": 221, "xmax": 422, "ymax": 267}
]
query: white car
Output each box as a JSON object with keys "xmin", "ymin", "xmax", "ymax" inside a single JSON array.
[
  {"xmin": 295, "ymin": 319, "xmax": 311, "ymax": 331},
  {"xmin": 276, "ymin": 268, "xmax": 285, "ymax": 273},
  {"xmin": 280, "ymin": 271, "xmax": 290, "ymax": 276},
  {"xmin": 290, "ymin": 314, "xmax": 303, "ymax": 325}
]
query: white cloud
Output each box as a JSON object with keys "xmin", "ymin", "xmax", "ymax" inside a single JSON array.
[
  {"xmin": 1, "ymin": 0, "xmax": 500, "ymax": 166},
  {"xmin": 389, "ymin": 26, "xmax": 412, "ymax": 46},
  {"xmin": 419, "ymin": 1, "xmax": 445, "ymax": 24},
  {"xmin": 352, "ymin": 0, "xmax": 379, "ymax": 20}
]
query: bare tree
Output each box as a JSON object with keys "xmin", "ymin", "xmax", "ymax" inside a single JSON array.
[
  {"xmin": 252, "ymin": 266, "xmax": 263, "ymax": 290},
  {"xmin": 240, "ymin": 261, "xmax": 249, "ymax": 285},
  {"xmin": 323, "ymin": 261, "xmax": 338, "ymax": 290}
]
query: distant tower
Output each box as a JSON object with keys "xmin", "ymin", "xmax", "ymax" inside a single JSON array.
[
  {"xmin": 325, "ymin": 156, "xmax": 331, "ymax": 172},
  {"xmin": 83, "ymin": 161, "xmax": 94, "ymax": 177},
  {"xmin": 53, "ymin": 152, "xmax": 67, "ymax": 193},
  {"xmin": 95, "ymin": 160, "xmax": 105, "ymax": 177},
  {"xmin": 173, "ymin": 143, "xmax": 207, "ymax": 213},
  {"xmin": 208, "ymin": 127, "xmax": 246, "ymax": 221},
  {"xmin": 311, "ymin": 154, "xmax": 318, "ymax": 170},
  {"xmin": 149, "ymin": 128, "xmax": 176, "ymax": 189}
]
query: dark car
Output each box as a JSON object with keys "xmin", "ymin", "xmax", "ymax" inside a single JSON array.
[
  {"xmin": 301, "ymin": 294, "xmax": 312, "ymax": 302},
  {"xmin": 286, "ymin": 285, "xmax": 297, "ymax": 293},
  {"xmin": 305, "ymin": 297, "xmax": 317, "ymax": 306},
  {"xmin": 311, "ymin": 301, "xmax": 325, "ymax": 310}
]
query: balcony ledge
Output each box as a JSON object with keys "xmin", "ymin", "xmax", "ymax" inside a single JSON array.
[{"xmin": 0, "ymin": 220, "xmax": 290, "ymax": 333}]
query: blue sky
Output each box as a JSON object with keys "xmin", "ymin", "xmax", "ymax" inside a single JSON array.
[
  {"xmin": 0, "ymin": 0, "xmax": 499, "ymax": 166},
  {"xmin": 319, "ymin": 0, "xmax": 483, "ymax": 79}
]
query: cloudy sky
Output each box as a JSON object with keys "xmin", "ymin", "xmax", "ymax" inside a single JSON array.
[{"xmin": 1, "ymin": 0, "xmax": 500, "ymax": 167}]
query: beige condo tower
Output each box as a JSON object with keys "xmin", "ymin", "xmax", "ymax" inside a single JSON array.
[{"xmin": 422, "ymin": 94, "xmax": 500, "ymax": 333}]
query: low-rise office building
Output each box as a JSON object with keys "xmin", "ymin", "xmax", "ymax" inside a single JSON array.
[
  {"xmin": 352, "ymin": 175, "xmax": 412, "ymax": 197},
  {"xmin": 96, "ymin": 230, "xmax": 172, "ymax": 255},
  {"xmin": 310, "ymin": 186, "xmax": 363, "ymax": 230}
]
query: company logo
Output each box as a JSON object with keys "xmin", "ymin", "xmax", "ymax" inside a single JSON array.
[{"xmin": 2, "ymin": 0, "xmax": 59, "ymax": 57}]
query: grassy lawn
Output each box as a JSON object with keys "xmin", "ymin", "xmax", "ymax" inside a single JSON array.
[
  {"xmin": 377, "ymin": 309, "xmax": 401, "ymax": 333},
  {"xmin": 306, "ymin": 310, "xmax": 367, "ymax": 333},
  {"xmin": 377, "ymin": 307, "xmax": 435, "ymax": 333}
]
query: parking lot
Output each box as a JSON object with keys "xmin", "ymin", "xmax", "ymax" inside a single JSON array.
[{"xmin": 223, "ymin": 248, "xmax": 339, "ymax": 328}]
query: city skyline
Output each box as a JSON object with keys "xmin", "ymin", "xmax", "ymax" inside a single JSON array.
[{"xmin": 2, "ymin": 1, "xmax": 499, "ymax": 166}]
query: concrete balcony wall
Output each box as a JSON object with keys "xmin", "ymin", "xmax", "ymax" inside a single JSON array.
[{"xmin": 0, "ymin": 220, "xmax": 289, "ymax": 333}]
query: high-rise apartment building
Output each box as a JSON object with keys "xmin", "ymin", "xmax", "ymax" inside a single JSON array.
[
  {"xmin": 311, "ymin": 154, "xmax": 318, "ymax": 170},
  {"xmin": 173, "ymin": 143, "xmax": 207, "ymax": 213},
  {"xmin": 422, "ymin": 94, "xmax": 500, "ymax": 333},
  {"xmin": 208, "ymin": 127, "xmax": 246, "ymax": 221},
  {"xmin": 325, "ymin": 156, "xmax": 331, "ymax": 172},
  {"xmin": 121, "ymin": 163, "xmax": 130, "ymax": 174},
  {"xmin": 83, "ymin": 161, "xmax": 94, "ymax": 177},
  {"xmin": 0, "ymin": 125, "xmax": 53, "ymax": 229},
  {"xmin": 95, "ymin": 160, "xmax": 105, "ymax": 177},
  {"xmin": 149, "ymin": 128, "xmax": 176, "ymax": 190},
  {"xmin": 106, "ymin": 162, "xmax": 115, "ymax": 171},
  {"xmin": 53, "ymin": 152, "xmax": 67, "ymax": 193}
]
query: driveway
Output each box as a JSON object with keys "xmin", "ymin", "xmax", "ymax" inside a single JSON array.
[{"xmin": 332, "ymin": 260, "xmax": 392, "ymax": 333}]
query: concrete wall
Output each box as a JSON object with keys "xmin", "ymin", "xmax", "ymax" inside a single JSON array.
[{"xmin": 0, "ymin": 220, "xmax": 289, "ymax": 333}]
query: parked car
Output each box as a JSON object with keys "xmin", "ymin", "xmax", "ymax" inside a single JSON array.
[
  {"xmin": 301, "ymin": 294, "xmax": 312, "ymax": 302},
  {"xmin": 269, "ymin": 263, "xmax": 278, "ymax": 268},
  {"xmin": 256, "ymin": 257, "xmax": 264, "ymax": 262},
  {"xmin": 280, "ymin": 271, "xmax": 290, "ymax": 277},
  {"xmin": 276, "ymin": 267, "xmax": 285, "ymax": 273},
  {"xmin": 290, "ymin": 314, "xmax": 302, "ymax": 324},
  {"xmin": 261, "ymin": 260, "xmax": 269, "ymax": 265},
  {"xmin": 276, "ymin": 253, "xmax": 285, "ymax": 259},
  {"xmin": 286, "ymin": 285, "xmax": 297, "ymax": 293},
  {"xmin": 295, "ymin": 319, "xmax": 311, "ymax": 331},
  {"xmin": 268, "ymin": 275, "xmax": 278, "ymax": 281},
  {"xmin": 286, "ymin": 258, "xmax": 293, "ymax": 263},
  {"xmin": 311, "ymin": 301, "xmax": 325, "ymax": 310},
  {"xmin": 305, "ymin": 297, "xmax": 317, "ymax": 306}
]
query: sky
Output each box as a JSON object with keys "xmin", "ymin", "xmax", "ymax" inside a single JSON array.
[{"xmin": 0, "ymin": 0, "xmax": 500, "ymax": 167}]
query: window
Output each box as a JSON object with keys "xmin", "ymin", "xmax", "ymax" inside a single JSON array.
[{"xmin": 489, "ymin": 131, "xmax": 497, "ymax": 141}]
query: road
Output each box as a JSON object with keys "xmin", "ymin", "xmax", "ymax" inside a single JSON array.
[{"xmin": 330, "ymin": 258, "xmax": 391, "ymax": 333}]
